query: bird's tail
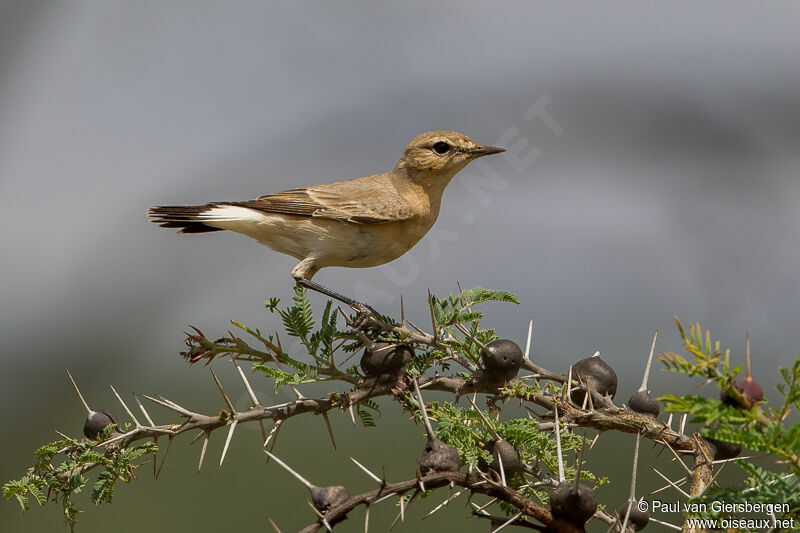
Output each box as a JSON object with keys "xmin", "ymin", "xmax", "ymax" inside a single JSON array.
[{"xmin": 148, "ymin": 204, "xmax": 225, "ymax": 234}]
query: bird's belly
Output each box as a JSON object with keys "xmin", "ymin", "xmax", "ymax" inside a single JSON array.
[
  {"xmin": 216, "ymin": 214, "xmax": 433, "ymax": 269},
  {"xmin": 314, "ymin": 219, "xmax": 430, "ymax": 269}
]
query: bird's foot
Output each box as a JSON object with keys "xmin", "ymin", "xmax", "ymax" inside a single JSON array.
[
  {"xmin": 350, "ymin": 301, "xmax": 379, "ymax": 331},
  {"xmin": 293, "ymin": 277, "xmax": 380, "ymax": 330}
]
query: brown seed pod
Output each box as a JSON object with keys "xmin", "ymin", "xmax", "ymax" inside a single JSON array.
[
  {"xmin": 618, "ymin": 499, "xmax": 649, "ymax": 531},
  {"xmin": 704, "ymin": 436, "xmax": 742, "ymax": 461},
  {"xmin": 412, "ymin": 377, "xmax": 460, "ymax": 474},
  {"xmin": 310, "ymin": 485, "xmax": 351, "ymax": 513},
  {"xmin": 489, "ymin": 439, "xmax": 523, "ymax": 476},
  {"xmin": 481, "ymin": 339, "xmax": 523, "ymax": 383},
  {"xmin": 83, "ymin": 409, "xmax": 120, "ymax": 440},
  {"xmin": 720, "ymin": 335, "xmax": 763, "ymax": 408},
  {"xmin": 628, "ymin": 390, "xmax": 660, "ymax": 418},
  {"xmin": 720, "ymin": 377, "xmax": 763, "ymax": 408},
  {"xmin": 360, "ymin": 342, "xmax": 413, "ymax": 384},
  {"xmin": 418, "ymin": 435, "xmax": 461, "ymax": 474},
  {"xmin": 570, "ymin": 352, "xmax": 618, "ymax": 405},
  {"xmin": 549, "ymin": 481, "xmax": 598, "ymax": 525}
]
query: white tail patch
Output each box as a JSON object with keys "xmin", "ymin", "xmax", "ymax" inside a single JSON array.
[{"xmin": 199, "ymin": 205, "xmax": 270, "ymax": 223}]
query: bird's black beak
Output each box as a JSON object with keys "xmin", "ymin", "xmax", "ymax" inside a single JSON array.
[{"xmin": 467, "ymin": 145, "xmax": 506, "ymax": 158}]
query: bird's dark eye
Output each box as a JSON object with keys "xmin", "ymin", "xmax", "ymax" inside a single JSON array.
[{"xmin": 432, "ymin": 141, "xmax": 451, "ymax": 155}]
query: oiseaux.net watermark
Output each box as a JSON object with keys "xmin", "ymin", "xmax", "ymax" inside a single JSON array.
[{"xmin": 638, "ymin": 498, "xmax": 796, "ymax": 530}]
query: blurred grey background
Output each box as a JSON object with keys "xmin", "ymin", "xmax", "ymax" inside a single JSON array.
[{"xmin": 2, "ymin": 2, "xmax": 799, "ymax": 531}]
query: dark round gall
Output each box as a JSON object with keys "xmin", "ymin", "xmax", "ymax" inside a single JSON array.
[
  {"xmin": 83, "ymin": 409, "xmax": 120, "ymax": 440},
  {"xmin": 310, "ymin": 485, "xmax": 351, "ymax": 513},
  {"xmin": 720, "ymin": 376, "xmax": 763, "ymax": 408},
  {"xmin": 570, "ymin": 354, "xmax": 618, "ymax": 405},
  {"xmin": 490, "ymin": 439, "xmax": 524, "ymax": 475},
  {"xmin": 549, "ymin": 481, "xmax": 598, "ymax": 525},
  {"xmin": 418, "ymin": 436, "xmax": 461, "ymax": 475},
  {"xmin": 618, "ymin": 499, "xmax": 649, "ymax": 531},
  {"xmin": 704, "ymin": 436, "xmax": 742, "ymax": 461},
  {"xmin": 360, "ymin": 342, "xmax": 413, "ymax": 379},
  {"xmin": 628, "ymin": 390, "xmax": 660, "ymax": 418},
  {"xmin": 481, "ymin": 339, "xmax": 523, "ymax": 383}
]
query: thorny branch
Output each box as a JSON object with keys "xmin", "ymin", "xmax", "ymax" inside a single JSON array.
[
  {"xmin": 296, "ymin": 471, "xmax": 588, "ymax": 533},
  {"xmin": 16, "ymin": 291, "xmax": 786, "ymax": 533},
  {"xmin": 43, "ymin": 297, "xmax": 721, "ymax": 533}
]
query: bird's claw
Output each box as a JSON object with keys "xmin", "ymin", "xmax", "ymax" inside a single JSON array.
[{"xmin": 349, "ymin": 302, "xmax": 378, "ymax": 331}]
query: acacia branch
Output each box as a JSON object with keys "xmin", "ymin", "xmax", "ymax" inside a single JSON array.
[{"xmin": 296, "ymin": 471, "xmax": 588, "ymax": 533}]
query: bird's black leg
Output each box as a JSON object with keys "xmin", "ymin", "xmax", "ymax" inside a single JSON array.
[
  {"xmin": 294, "ymin": 278, "xmax": 357, "ymax": 306},
  {"xmin": 294, "ymin": 278, "xmax": 379, "ymax": 328}
]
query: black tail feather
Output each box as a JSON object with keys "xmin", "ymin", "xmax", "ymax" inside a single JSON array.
[{"xmin": 148, "ymin": 205, "xmax": 224, "ymax": 234}]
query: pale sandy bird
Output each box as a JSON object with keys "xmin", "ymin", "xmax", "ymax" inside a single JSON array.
[{"xmin": 149, "ymin": 131, "xmax": 504, "ymax": 302}]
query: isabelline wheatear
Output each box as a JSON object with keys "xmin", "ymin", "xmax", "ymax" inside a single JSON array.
[{"xmin": 149, "ymin": 131, "xmax": 504, "ymax": 305}]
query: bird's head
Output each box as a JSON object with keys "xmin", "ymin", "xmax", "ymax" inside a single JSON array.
[{"xmin": 394, "ymin": 131, "xmax": 505, "ymax": 176}]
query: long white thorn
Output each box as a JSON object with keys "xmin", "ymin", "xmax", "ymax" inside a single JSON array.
[
  {"xmin": 306, "ymin": 501, "xmax": 333, "ymax": 532},
  {"xmin": 472, "ymin": 497, "xmax": 498, "ymax": 514},
  {"xmin": 630, "ymin": 432, "xmax": 641, "ymax": 499},
  {"xmin": 141, "ymin": 394, "xmax": 194, "ymax": 417},
  {"xmin": 745, "ymin": 333, "xmax": 752, "ymax": 379},
  {"xmin": 566, "ymin": 366, "xmax": 574, "ymax": 402},
  {"xmin": 109, "ymin": 385, "xmax": 140, "ymax": 427},
  {"xmin": 198, "ymin": 432, "xmax": 209, "ymax": 473},
  {"xmin": 234, "ymin": 361, "xmax": 260, "ymax": 407},
  {"xmin": 524, "ymin": 317, "xmax": 534, "ymax": 360},
  {"xmin": 698, "ymin": 460, "xmax": 729, "ymax": 498},
  {"xmin": 650, "ymin": 476, "xmax": 688, "ymax": 495},
  {"xmin": 65, "ymin": 368, "xmax": 93, "ymax": 415},
  {"xmin": 649, "ymin": 518, "xmax": 682, "ymax": 530},
  {"xmin": 423, "ymin": 489, "xmax": 464, "ymax": 519},
  {"xmin": 493, "ymin": 512, "xmax": 523, "ymax": 533},
  {"xmin": 497, "ymin": 449, "xmax": 506, "ymax": 487},
  {"xmin": 155, "ymin": 436, "xmax": 174, "ymax": 479},
  {"xmin": 321, "ymin": 411, "xmax": 336, "ymax": 450},
  {"xmin": 350, "ymin": 457, "xmax": 382, "ymax": 483},
  {"xmin": 210, "ymin": 369, "xmax": 236, "ymax": 413},
  {"xmin": 470, "ymin": 502, "xmax": 491, "ymax": 516},
  {"xmin": 134, "ymin": 394, "xmax": 156, "ymax": 426},
  {"xmin": 264, "ymin": 420, "xmax": 283, "ymax": 448},
  {"xmin": 187, "ymin": 428, "xmax": 207, "ymax": 444},
  {"xmin": 651, "ymin": 466, "xmax": 690, "ymax": 498},
  {"xmin": 219, "ymin": 419, "xmax": 238, "ymax": 467},
  {"xmin": 412, "ymin": 377, "xmax": 435, "ymax": 438},
  {"xmin": 619, "ymin": 503, "xmax": 632, "ymax": 533},
  {"xmin": 267, "ymin": 517, "xmax": 282, "ymax": 533},
  {"xmin": 581, "ymin": 382, "xmax": 590, "ymax": 410},
  {"xmin": 91, "ymin": 428, "xmax": 137, "ymax": 448},
  {"xmin": 659, "ymin": 440, "xmax": 692, "ymax": 475},
  {"xmin": 639, "ymin": 330, "xmax": 659, "ymax": 391},
  {"xmin": 264, "ymin": 450, "xmax": 314, "ymax": 489},
  {"xmin": 554, "ymin": 404, "xmax": 565, "ymax": 482}
]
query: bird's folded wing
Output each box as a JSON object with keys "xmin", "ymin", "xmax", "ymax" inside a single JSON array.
[{"xmin": 232, "ymin": 183, "xmax": 414, "ymax": 224}]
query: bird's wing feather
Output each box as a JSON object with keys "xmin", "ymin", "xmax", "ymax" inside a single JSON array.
[{"xmin": 231, "ymin": 179, "xmax": 415, "ymax": 224}]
